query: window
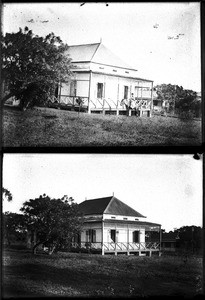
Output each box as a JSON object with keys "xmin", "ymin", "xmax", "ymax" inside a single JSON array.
[
  {"xmin": 86, "ymin": 229, "xmax": 96, "ymax": 243},
  {"xmin": 55, "ymin": 85, "xmax": 59, "ymax": 98},
  {"xmin": 123, "ymin": 217, "xmax": 128, "ymax": 220},
  {"xmin": 124, "ymin": 86, "xmax": 128, "ymax": 99},
  {"xmin": 70, "ymin": 80, "xmax": 76, "ymax": 96},
  {"xmin": 110, "ymin": 230, "xmax": 116, "ymax": 243},
  {"xmin": 111, "ymin": 216, "xmax": 116, "ymax": 219},
  {"xmin": 133, "ymin": 231, "xmax": 140, "ymax": 243},
  {"xmin": 97, "ymin": 83, "xmax": 103, "ymax": 98}
]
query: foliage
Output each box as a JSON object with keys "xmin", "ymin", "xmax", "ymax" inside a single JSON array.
[
  {"xmin": 3, "ymin": 212, "xmax": 27, "ymax": 246},
  {"xmin": 2, "ymin": 187, "xmax": 13, "ymax": 202},
  {"xmin": 173, "ymin": 226, "xmax": 202, "ymax": 253},
  {"xmin": 1, "ymin": 27, "xmax": 72, "ymax": 110},
  {"xmin": 154, "ymin": 84, "xmax": 201, "ymax": 117},
  {"xmin": 20, "ymin": 194, "xmax": 83, "ymax": 254}
]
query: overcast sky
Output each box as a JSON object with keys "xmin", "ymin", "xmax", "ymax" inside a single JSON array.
[
  {"xmin": 2, "ymin": 154, "xmax": 202, "ymax": 232},
  {"xmin": 2, "ymin": 2, "xmax": 201, "ymax": 91}
]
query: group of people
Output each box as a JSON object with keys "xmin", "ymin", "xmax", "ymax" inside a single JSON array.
[{"xmin": 120, "ymin": 93, "xmax": 150, "ymax": 116}]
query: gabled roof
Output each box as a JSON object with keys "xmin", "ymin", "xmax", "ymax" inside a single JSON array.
[
  {"xmin": 78, "ymin": 196, "xmax": 146, "ymax": 218},
  {"xmin": 67, "ymin": 43, "xmax": 100, "ymax": 62},
  {"xmin": 66, "ymin": 42, "xmax": 136, "ymax": 70}
]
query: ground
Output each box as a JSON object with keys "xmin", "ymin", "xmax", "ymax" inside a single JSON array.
[
  {"xmin": 2, "ymin": 106, "xmax": 202, "ymax": 147},
  {"xmin": 2, "ymin": 249, "xmax": 202, "ymax": 297}
]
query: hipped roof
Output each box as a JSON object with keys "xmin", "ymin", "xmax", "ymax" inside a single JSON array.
[
  {"xmin": 78, "ymin": 196, "xmax": 146, "ymax": 218},
  {"xmin": 66, "ymin": 42, "xmax": 136, "ymax": 70}
]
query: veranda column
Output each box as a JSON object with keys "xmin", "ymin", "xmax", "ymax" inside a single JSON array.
[
  {"xmin": 116, "ymin": 79, "xmax": 119, "ymax": 116},
  {"xmin": 88, "ymin": 71, "xmax": 92, "ymax": 114},
  {"xmin": 127, "ymin": 224, "xmax": 130, "ymax": 256},
  {"xmin": 102, "ymin": 220, "xmax": 105, "ymax": 255},
  {"xmin": 150, "ymin": 81, "xmax": 153, "ymax": 117}
]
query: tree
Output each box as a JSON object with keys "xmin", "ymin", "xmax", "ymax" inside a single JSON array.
[
  {"xmin": 1, "ymin": 27, "xmax": 72, "ymax": 110},
  {"xmin": 20, "ymin": 194, "xmax": 83, "ymax": 254},
  {"xmin": 2, "ymin": 187, "xmax": 13, "ymax": 202},
  {"xmin": 154, "ymin": 84, "xmax": 200, "ymax": 117},
  {"xmin": 173, "ymin": 226, "xmax": 202, "ymax": 253},
  {"xmin": 3, "ymin": 212, "xmax": 27, "ymax": 246}
]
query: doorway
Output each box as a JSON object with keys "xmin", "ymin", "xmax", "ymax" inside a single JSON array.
[{"xmin": 110, "ymin": 230, "xmax": 116, "ymax": 242}]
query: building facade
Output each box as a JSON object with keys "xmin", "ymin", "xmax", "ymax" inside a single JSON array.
[
  {"xmin": 58, "ymin": 43, "xmax": 154, "ymax": 116},
  {"xmin": 72, "ymin": 196, "xmax": 161, "ymax": 256}
]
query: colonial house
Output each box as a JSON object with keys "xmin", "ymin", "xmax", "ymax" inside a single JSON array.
[
  {"xmin": 57, "ymin": 42, "xmax": 154, "ymax": 116},
  {"xmin": 72, "ymin": 196, "xmax": 161, "ymax": 256}
]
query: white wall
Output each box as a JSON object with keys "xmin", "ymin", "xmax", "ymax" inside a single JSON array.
[
  {"xmin": 103, "ymin": 225, "xmax": 146, "ymax": 243},
  {"xmin": 90, "ymin": 62, "xmax": 138, "ymax": 78},
  {"xmin": 76, "ymin": 81, "xmax": 89, "ymax": 97},
  {"xmin": 103, "ymin": 214, "xmax": 141, "ymax": 221}
]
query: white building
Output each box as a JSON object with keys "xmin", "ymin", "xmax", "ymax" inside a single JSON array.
[
  {"xmin": 58, "ymin": 42, "xmax": 154, "ymax": 116},
  {"xmin": 72, "ymin": 196, "xmax": 161, "ymax": 256}
]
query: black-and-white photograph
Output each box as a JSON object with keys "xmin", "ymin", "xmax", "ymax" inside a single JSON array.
[
  {"xmin": 2, "ymin": 2, "xmax": 202, "ymax": 147},
  {"xmin": 2, "ymin": 154, "xmax": 203, "ymax": 297}
]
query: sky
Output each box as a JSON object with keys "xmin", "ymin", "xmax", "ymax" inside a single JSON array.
[
  {"xmin": 2, "ymin": 154, "xmax": 202, "ymax": 232},
  {"xmin": 2, "ymin": 2, "xmax": 201, "ymax": 92}
]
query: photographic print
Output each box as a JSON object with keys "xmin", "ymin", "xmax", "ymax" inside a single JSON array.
[
  {"xmin": 1, "ymin": 2, "xmax": 202, "ymax": 147},
  {"xmin": 2, "ymin": 154, "xmax": 203, "ymax": 297}
]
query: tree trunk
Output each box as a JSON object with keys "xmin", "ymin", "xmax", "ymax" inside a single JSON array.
[{"xmin": 32, "ymin": 241, "xmax": 43, "ymax": 254}]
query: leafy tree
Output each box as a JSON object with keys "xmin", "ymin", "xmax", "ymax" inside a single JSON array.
[
  {"xmin": 20, "ymin": 194, "xmax": 83, "ymax": 254},
  {"xmin": 154, "ymin": 84, "xmax": 201, "ymax": 117},
  {"xmin": 3, "ymin": 212, "xmax": 27, "ymax": 246},
  {"xmin": 1, "ymin": 27, "xmax": 72, "ymax": 110},
  {"xmin": 2, "ymin": 187, "xmax": 12, "ymax": 202},
  {"xmin": 173, "ymin": 226, "xmax": 202, "ymax": 253}
]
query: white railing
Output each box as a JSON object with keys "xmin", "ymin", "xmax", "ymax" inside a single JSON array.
[{"xmin": 71, "ymin": 242, "xmax": 160, "ymax": 251}]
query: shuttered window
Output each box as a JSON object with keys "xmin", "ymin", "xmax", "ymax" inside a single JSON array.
[
  {"xmin": 133, "ymin": 231, "xmax": 140, "ymax": 243},
  {"xmin": 124, "ymin": 86, "xmax": 128, "ymax": 99},
  {"xmin": 87, "ymin": 229, "xmax": 96, "ymax": 242},
  {"xmin": 97, "ymin": 83, "xmax": 103, "ymax": 98}
]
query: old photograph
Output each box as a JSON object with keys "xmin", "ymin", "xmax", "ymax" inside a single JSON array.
[
  {"xmin": 2, "ymin": 154, "xmax": 203, "ymax": 297},
  {"xmin": 2, "ymin": 2, "xmax": 202, "ymax": 147}
]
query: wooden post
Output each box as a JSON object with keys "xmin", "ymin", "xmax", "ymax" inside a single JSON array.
[
  {"xmin": 102, "ymin": 221, "xmax": 104, "ymax": 255},
  {"xmin": 150, "ymin": 81, "xmax": 153, "ymax": 117},
  {"xmin": 127, "ymin": 225, "xmax": 130, "ymax": 256},
  {"xmin": 116, "ymin": 80, "xmax": 119, "ymax": 116},
  {"xmin": 88, "ymin": 71, "xmax": 92, "ymax": 114},
  {"xmin": 102, "ymin": 79, "xmax": 106, "ymax": 115},
  {"xmin": 137, "ymin": 82, "xmax": 139, "ymax": 100},
  {"xmin": 102, "ymin": 98, "xmax": 105, "ymax": 115}
]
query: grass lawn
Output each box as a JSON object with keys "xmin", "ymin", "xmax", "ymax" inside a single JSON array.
[
  {"xmin": 2, "ymin": 249, "xmax": 202, "ymax": 297},
  {"xmin": 2, "ymin": 106, "xmax": 202, "ymax": 147}
]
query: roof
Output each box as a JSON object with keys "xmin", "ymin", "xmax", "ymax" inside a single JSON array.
[
  {"xmin": 66, "ymin": 42, "xmax": 136, "ymax": 70},
  {"xmin": 67, "ymin": 43, "xmax": 100, "ymax": 62},
  {"xmin": 78, "ymin": 196, "xmax": 146, "ymax": 218}
]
